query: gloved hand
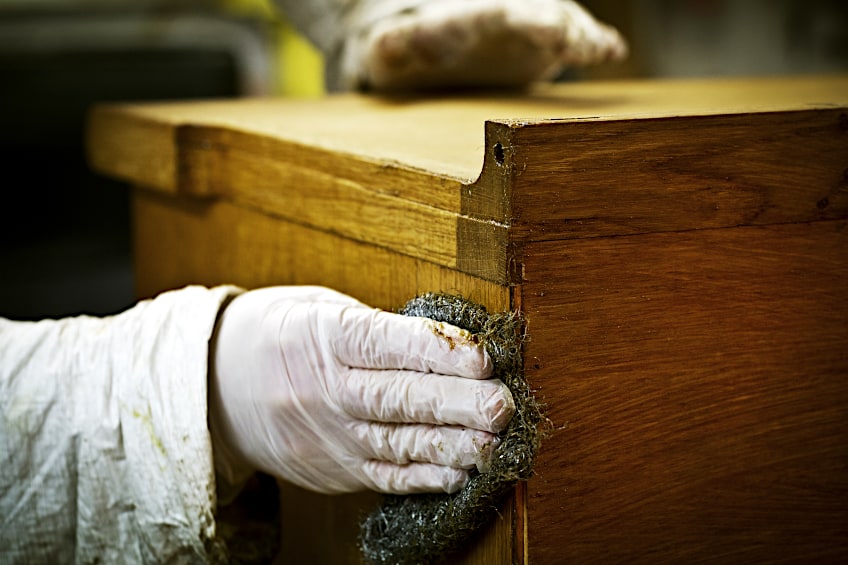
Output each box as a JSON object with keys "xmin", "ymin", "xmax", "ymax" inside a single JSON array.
[{"xmin": 208, "ymin": 287, "xmax": 515, "ymax": 498}]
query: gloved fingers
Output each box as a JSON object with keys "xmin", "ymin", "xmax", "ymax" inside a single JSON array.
[
  {"xmin": 334, "ymin": 307, "xmax": 493, "ymax": 378},
  {"xmin": 350, "ymin": 421, "xmax": 500, "ymax": 472},
  {"xmin": 362, "ymin": 460, "xmax": 470, "ymax": 494},
  {"xmin": 340, "ymin": 370, "xmax": 515, "ymax": 433}
]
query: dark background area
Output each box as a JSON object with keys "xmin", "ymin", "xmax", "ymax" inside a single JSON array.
[
  {"xmin": 0, "ymin": 5, "xmax": 266, "ymax": 319},
  {"xmin": 1, "ymin": 0, "xmax": 847, "ymax": 321},
  {"xmin": 0, "ymin": 47, "xmax": 240, "ymax": 319}
]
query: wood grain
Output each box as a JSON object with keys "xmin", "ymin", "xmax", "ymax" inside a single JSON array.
[
  {"xmin": 132, "ymin": 189, "xmax": 517, "ymax": 565},
  {"xmin": 521, "ymin": 221, "xmax": 848, "ymax": 563},
  {"xmin": 499, "ymin": 108, "xmax": 848, "ymax": 242},
  {"xmin": 176, "ymin": 125, "xmax": 465, "ymax": 210},
  {"xmin": 178, "ymin": 128, "xmax": 460, "ymax": 268}
]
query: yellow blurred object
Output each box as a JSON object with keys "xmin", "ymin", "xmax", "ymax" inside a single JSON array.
[
  {"xmin": 220, "ymin": 0, "xmax": 325, "ymax": 97},
  {"xmin": 276, "ymin": 17, "xmax": 325, "ymax": 98}
]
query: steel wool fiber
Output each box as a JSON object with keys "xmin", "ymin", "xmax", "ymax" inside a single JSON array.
[{"xmin": 359, "ymin": 293, "xmax": 545, "ymax": 564}]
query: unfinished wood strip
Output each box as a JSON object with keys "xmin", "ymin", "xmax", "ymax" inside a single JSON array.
[
  {"xmin": 87, "ymin": 102, "xmax": 469, "ymax": 210},
  {"xmin": 505, "ymin": 108, "xmax": 848, "ymax": 242},
  {"xmin": 521, "ymin": 220, "xmax": 848, "ymax": 563},
  {"xmin": 176, "ymin": 125, "xmax": 465, "ymax": 212},
  {"xmin": 179, "ymin": 137, "xmax": 460, "ymax": 268}
]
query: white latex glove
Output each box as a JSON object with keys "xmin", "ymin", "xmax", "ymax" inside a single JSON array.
[{"xmin": 208, "ymin": 287, "xmax": 515, "ymax": 497}]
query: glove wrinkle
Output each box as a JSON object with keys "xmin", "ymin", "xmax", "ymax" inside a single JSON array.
[
  {"xmin": 209, "ymin": 287, "xmax": 514, "ymax": 498},
  {"xmin": 337, "ymin": 369, "xmax": 511, "ymax": 432}
]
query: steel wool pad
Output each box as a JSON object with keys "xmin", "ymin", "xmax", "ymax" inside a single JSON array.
[{"xmin": 360, "ymin": 293, "xmax": 545, "ymax": 564}]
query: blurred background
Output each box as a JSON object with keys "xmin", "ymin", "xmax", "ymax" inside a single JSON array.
[{"xmin": 1, "ymin": 0, "xmax": 846, "ymax": 320}]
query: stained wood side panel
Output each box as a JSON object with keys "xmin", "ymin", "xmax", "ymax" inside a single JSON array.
[
  {"xmin": 132, "ymin": 189, "xmax": 516, "ymax": 565},
  {"xmin": 521, "ymin": 221, "xmax": 848, "ymax": 563},
  {"xmin": 507, "ymin": 109, "xmax": 848, "ymax": 242}
]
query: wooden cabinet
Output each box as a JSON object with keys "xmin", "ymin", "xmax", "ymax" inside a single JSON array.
[{"xmin": 88, "ymin": 76, "xmax": 848, "ymax": 563}]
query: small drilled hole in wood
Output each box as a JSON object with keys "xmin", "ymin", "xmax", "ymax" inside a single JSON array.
[{"xmin": 493, "ymin": 142, "xmax": 505, "ymax": 166}]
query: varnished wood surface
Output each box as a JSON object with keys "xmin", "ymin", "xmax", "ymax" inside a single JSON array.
[
  {"xmin": 132, "ymin": 191, "xmax": 516, "ymax": 565},
  {"xmin": 501, "ymin": 109, "xmax": 848, "ymax": 242},
  {"xmin": 521, "ymin": 220, "xmax": 848, "ymax": 562}
]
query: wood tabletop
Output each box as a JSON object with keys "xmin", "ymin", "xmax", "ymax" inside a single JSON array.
[{"xmin": 87, "ymin": 74, "xmax": 848, "ymax": 191}]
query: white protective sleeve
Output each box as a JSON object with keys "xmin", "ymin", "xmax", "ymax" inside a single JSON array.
[{"xmin": 0, "ymin": 285, "xmax": 242, "ymax": 564}]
